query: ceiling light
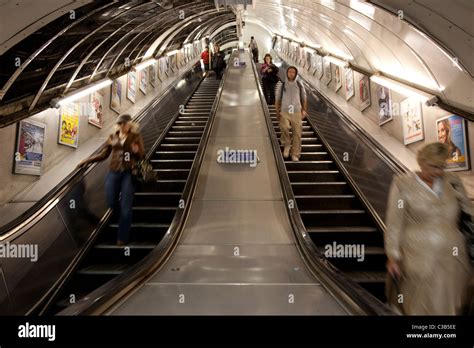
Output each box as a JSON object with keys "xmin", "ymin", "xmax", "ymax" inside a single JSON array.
[
  {"xmin": 134, "ymin": 59, "xmax": 157, "ymax": 71},
  {"xmin": 370, "ymin": 74, "xmax": 436, "ymax": 103},
  {"xmin": 57, "ymin": 79, "xmax": 112, "ymax": 106}
]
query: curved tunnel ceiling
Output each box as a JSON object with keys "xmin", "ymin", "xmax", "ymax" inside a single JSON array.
[
  {"xmin": 0, "ymin": 0, "xmax": 236, "ymax": 127},
  {"xmin": 242, "ymin": 0, "xmax": 473, "ymax": 114},
  {"xmin": 0, "ymin": 0, "xmax": 472, "ymax": 126}
]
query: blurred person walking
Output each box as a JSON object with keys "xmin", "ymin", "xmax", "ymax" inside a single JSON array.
[
  {"xmin": 77, "ymin": 114, "xmax": 145, "ymax": 246},
  {"xmin": 385, "ymin": 142, "xmax": 472, "ymax": 315}
]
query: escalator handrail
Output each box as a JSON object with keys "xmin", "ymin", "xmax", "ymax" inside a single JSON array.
[
  {"xmin": 56, "ymin": 65, "xmax": 229, "ymax": 315},
  {"xmin": 29, "ymin": 66, "xmax": 205, "ymax": 315},
  {"xmin": 0, "ymin": 65, "xmax": 200, "ymax": 241},
  {"xmin": 274, "ymin": 52, "xmax": 410, "ymax": 177},
  {"xmin": 250, "ymin": 55, "xmax": 393, "ymax": 315}
]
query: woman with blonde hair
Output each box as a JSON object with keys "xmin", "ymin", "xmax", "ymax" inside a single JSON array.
[
  {"xmin": 385, "ymin": 142, "xmax": 472, "ymax": 314},
  {"xmin": 77, "ymin": 114, "xmax": 145, "ymax": 245}
]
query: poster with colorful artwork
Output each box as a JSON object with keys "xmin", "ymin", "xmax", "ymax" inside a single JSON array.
[
  {"xmin": 127, "ymin": 71, "xmax": 136, "ymax": 103},
  {"xmin": 58, "ymin": 102, "xmax": 79, "ymax": 148},
  {"xmin": 334, "ymin": 65, "xmax": 342, "ymax": 92},
  {"xmin": 149, "ymin": 63, "xmax": 157, "ymax": 87},
  {"xmin": 436, "ymin": 115, "xmax": 469, "ymax": 171},
  {"xmin": 139, "ymin": 68, "xmax": 147, "ymax": 94},
  {"xmin": 400, "ymin": 97, "xmax": 424, "ymax": 145},
  {"xmin": 359, "ymin": 75, "xmax": 371, "ymax": 111},
  {"xmin": 110, "ymin": 79, "xmax": 122, "ymax": 113},
  {"xmin": 88, "ymin": 91, "xmax": 104, "ymax": 128},
  {"xmin": 14, "ymin": 119, "xmax": 46, "ymax": 176},
  {"xmin": 344, "ymin": 68, "xmax": 354, "ymax": 100},
  {"xmin": 376, "ymin": 85, "xmax": 393, "ymax": 125}
]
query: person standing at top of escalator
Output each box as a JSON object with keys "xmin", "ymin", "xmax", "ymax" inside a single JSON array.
[
  {"xmin": 201, "ymin": 46, "xmax": 210, "ymax": 73},
  {"xmin": 248, "ymin": 36, "xmax": 259, "ymax": 63},
  {"xmin": 77, "ymin": 114, "xmax": 145, "ymax": 246},
  {"xmin": 212, "ymin": 44, "xmax": 226, "ymax": 80},
  {"xmin": 275, "ymin": 66, "xmax": 307, "ymax": 162},
  {"xmin": 384, "ymin": 142, "xmax": 472, "ymax": 314},
  {"xmin": 261, "ymin": 53, "xmax": 279, "ymax": 105}
]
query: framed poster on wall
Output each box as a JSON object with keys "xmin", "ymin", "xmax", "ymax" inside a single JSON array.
[
  {"xmin": 334, "ymin": 65, "xmax": 342, "ymax": 92},
  {"xmin": 344, "ymin": 68, "xmax": 355, "ymax": 100},
  {"xmin": 315, "ymin": 54, "xmax": 323, "ymax": 79},
  {"xmin": 14, "ymin": 119, "xmax": 46, "ymax": 176},
  {"xmin": 127, "ymin": 71, "xmax": 136, "ymax": 103},
  {"xmin": 58, "ymin": 102, "xmax": 79, "ymax": 148},
  {"xmin": 436, "ymin": 115, "xmax": 469, "ymax": 171},
  {"xmin": 306, "ymin": 51, "xmax": 312, "ymax": 71},
  {"xmin": 376, "ymin": 85, "xmax": 393, "ymax": 125},
  {"xmin": 400, "ymin": 97, "xmax": 424, "ymax": 145},
  {"xmin": 89, "ymin": 90, "xmax": 104, "ymax": 128},
  {"xmin": 323, "ymin": 58, "xmax": 331, "ymax": 85},
  {"xmin": 358, "ymin": 75, "xmax": 371, "ymax": 111},
  {"xmin": 139, "ymin": 68, "xmax": 147, "ymax": 95},
  {"xmin": 149, "ymin": 63, "xmax": 157, "ymax": 88},
  {"xmin": 110, "ymin": 79, "xmax": 122, "ymax": 114}
]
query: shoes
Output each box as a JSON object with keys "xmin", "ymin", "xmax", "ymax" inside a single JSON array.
[
  {"xmin": 117, "ymin": 240, "xmax": 126, "ymax": 246},
  {"xmin": 291, "ymin": 155, "xmax": 299, "ymax": 162},
  {"xmin": 283, "ymin": 146, "xmax": 290, "ymax": 158}
]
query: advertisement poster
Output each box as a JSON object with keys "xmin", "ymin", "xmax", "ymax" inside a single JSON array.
[
  {"xmin": 334, "ymin": 65, "xmax": 342, "ymax": 92},
  {"xmin": 359, "ymin": 75, "xmax": 371, "ymax": 111},
  {"xmin": 344, "ymin": 68, "xmax": 354, "ymax": 100},
  {"xmin": 110, "ymin": 79, "xmax": 122, "ymax": 113},
  {"xmin": 323, "ymin": 58, "xmax": 332, "ymax": 85},
  {"xmin": 127, "ymin": 71, "xmax": 136, "ymax": 103},
  {"xmin": 139, "ymin": 68, "xmax": 147, "ymax": 95},
  {"xmin": 436, "ymin": 115, "xmax": 469, "ymax": 171},
  {"xmin": 89, "ymin": 91, "xmax": 104, "ymax": 128},
  {"xmin": 59, "ymin": 102, "xmax": 79, "ymax": 148},
  {"xmin": 400, "ymin": 97, "xmax": 424, "ymax": 145},
  {"xmin": 306, "ymin": 51, "xmax": 312, "ymax": 71},
  {"xmin": 149, "ymin": 63, "xmax": 157, "ymax": 87},
  {"xmin": 315, "ymin": 54, "xmax": 323, "ymax": 79},
  {"xmin": 14, "ymin": 120, "xmax": 46, "ymax": 176},
  {"xmin": 158, "ymin": 56, "xmax": 169, "ymax": 78},
  {"xmin": 376, "ymin": 85, "xmax": 393, "ymax": 125}
]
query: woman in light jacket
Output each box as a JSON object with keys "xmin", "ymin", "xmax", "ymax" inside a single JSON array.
[
  {"xmin": 78, "ymin": 114, "xmax": 145, "ymax": 245},
  {"xmin": 385, "ymin": 142, "xmax": 472, "ymax": 314}
]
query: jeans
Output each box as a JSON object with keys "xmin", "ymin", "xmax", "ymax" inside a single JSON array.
[{"xmin": 105, "ymin": 170, "xmax": 135, "ymax": 243}]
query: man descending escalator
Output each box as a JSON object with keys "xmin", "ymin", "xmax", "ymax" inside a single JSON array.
[
  {"xmin": 275, "ymin": 66, "xmax": 308, "ymax": 162},
  {"xmin": 212, "ymin": 44, "xmax": 227, "ymax": 80}
]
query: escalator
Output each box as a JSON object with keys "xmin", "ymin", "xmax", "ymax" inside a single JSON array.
[
  {"xmin": 256, "ymin": 64, "xmax": 389, "ymax": 309},
  {"xmin": 44, "ymin": 77, "xmax": 221, "ymax": 314},
  {"xmin": 266, "ymin": 104, "xmax": 387, "ymax": 302}
]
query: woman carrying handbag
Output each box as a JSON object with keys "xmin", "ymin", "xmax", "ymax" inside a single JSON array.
[{"xmin": 78, "ymin": 114, "xmax": 145, "ymax": 245}]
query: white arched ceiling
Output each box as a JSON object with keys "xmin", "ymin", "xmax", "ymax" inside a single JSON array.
[{"xmin": 244, "ymin": 0, "xmax": 474, "ymax": 113}]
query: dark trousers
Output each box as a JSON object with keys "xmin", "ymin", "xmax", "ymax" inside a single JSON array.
[
  {"xmin": 214, "ymin": 68, "xmax": 223, "ymax": 80},
  {"xmin": 262, "ymin": 79, "xmax": 276, "ymax": 105},
  {"xmin": 105, "ymin": 170, "xmax": 135, "ymax": 243},
  {"xmin": 251, "ymin": 48, "xmax": 258, "ymax": 63}
]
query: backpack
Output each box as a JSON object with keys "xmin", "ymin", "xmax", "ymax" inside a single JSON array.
[{"xmin": 279, "ymin": 80, "xmax": 304, "ymax": 107}]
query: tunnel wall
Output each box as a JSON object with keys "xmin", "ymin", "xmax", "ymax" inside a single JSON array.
[
  {"xmin": 274, "ymin": 47, "xmax": 474, "ymax": 197},
  {"xmin": 0, "ymin": 51, "xmax": 196, "ymax": 209}
]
